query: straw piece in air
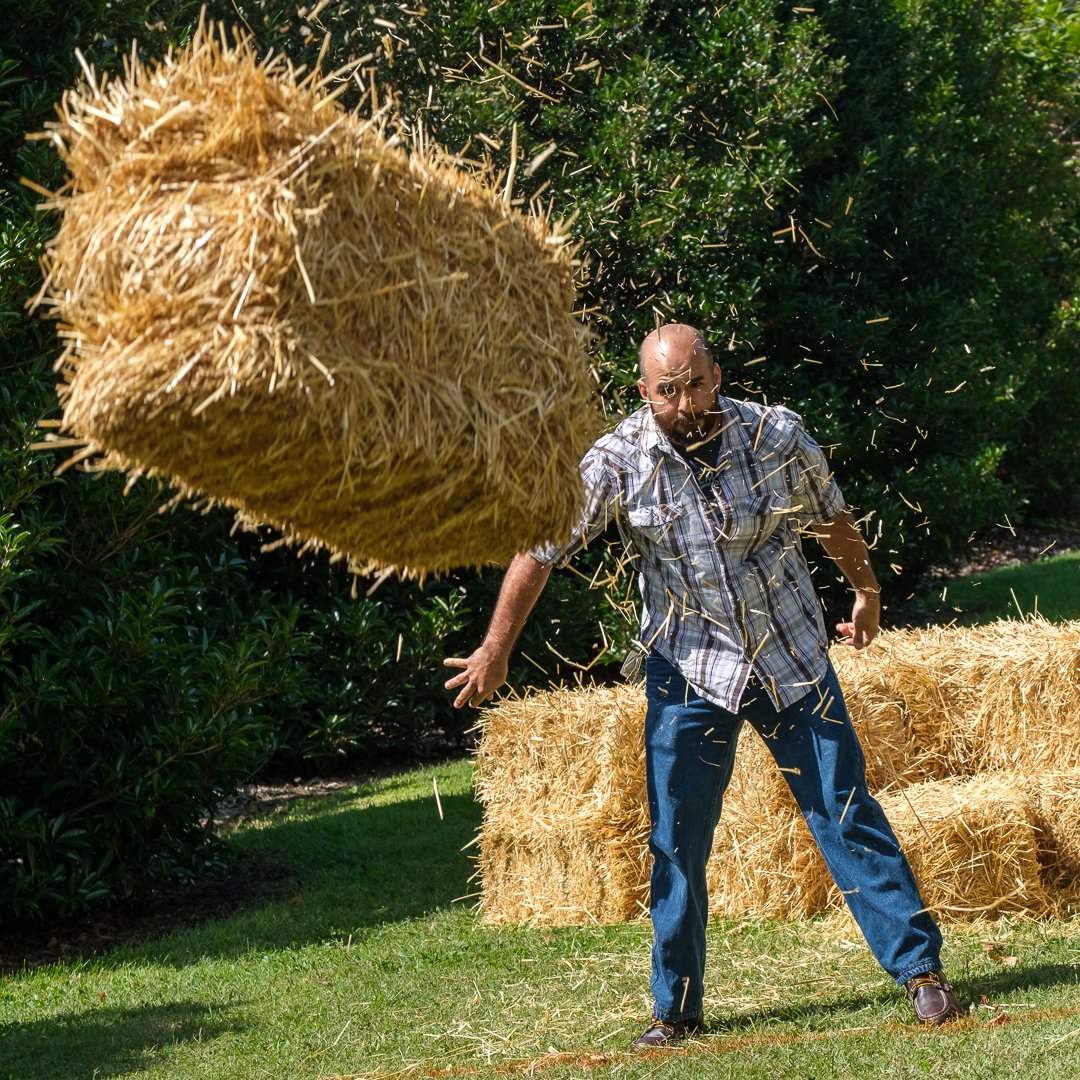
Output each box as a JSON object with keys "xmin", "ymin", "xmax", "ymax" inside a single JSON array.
[{"xmin": 37, "ymin": 20, "xmax": 601, "ymax": 574}]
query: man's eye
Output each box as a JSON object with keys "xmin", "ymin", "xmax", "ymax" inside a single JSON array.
[{"xmin": 660, "ymin": 385, "xmax": 677, "ymax": 397}]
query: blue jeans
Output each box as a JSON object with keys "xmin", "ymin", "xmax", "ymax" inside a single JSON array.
[{"xmin": 643, "ymin": 651, "xmax": 943, "ymax": 1022}]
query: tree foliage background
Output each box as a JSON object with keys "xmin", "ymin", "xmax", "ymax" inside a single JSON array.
[{"xmin": 2, "ymin": 0, "xmax": 1078, "ymax": 917}]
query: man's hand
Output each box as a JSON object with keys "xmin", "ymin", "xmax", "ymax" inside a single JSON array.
[
  {"xmin": 443, "ymin": 647, "xmax": 510, "ymax": 709},
  {"xmin": 442, "ymin": 554, "xmax": 551, "ymax": 709},
  {"xmin": 835, "ymin": 589, "xmax": 880, "ymax": 649}
]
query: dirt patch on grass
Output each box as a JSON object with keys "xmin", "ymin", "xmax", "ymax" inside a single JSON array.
[
  {"xmin": 0, "ymin": 848, "xmax": 292, "ymax": 974},
  {"xmin": 0, "ymin": 765, "xmax": 424, "ymax": 974}
]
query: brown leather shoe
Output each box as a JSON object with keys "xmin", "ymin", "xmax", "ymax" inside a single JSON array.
[
  {"xmin": 905, "ymin": 970, "xmax": 961, "ymax": 1024},
  {"xmin": 631, "ymin": 1015, "xmax": 705, "ymax": 1049}
]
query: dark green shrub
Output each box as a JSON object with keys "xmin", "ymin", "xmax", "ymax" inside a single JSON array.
[{"xmin": 0, "ymin": 561, "xmax": 303, "ymax": 918}]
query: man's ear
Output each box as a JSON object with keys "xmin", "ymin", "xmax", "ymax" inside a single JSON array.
[
  {"xmin": 638, "ymin": 377, "xmax": 649, "ymax": 402},
  {"xmin": 713, "ymin": 363, "xmax": 722, "ymax": 389}
]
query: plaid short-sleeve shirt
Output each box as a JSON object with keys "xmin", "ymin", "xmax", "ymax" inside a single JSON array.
[{"xmin": 532, "ymin": 396, "xmax": 848, "ymax": 712}]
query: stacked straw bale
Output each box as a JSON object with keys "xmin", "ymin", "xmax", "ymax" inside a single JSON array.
[
  {"xmin": 476, "ymin": 619, "xmax": 1080, "ymax": 925},
  {"xmin": 831, "ymin": 619, "xmax": 1080, "ymax": 779},
  {"xmin": 1029, "ymin": 770, "xmax": 1080, "ymax": 889},
  {"xmin": 706, "ymin": 805, "xmax": 830, "ymax": 920},
  {"xmin": 35, "ymin": 21, "xmax": 601, "ymax": 574},
  {"xmin": 868, "ymin": 774, "xmax": 1053, "ymax": 918},
  {"xmin": 474, "ymin": 686, "xmax": 651, "ymax": 924}
]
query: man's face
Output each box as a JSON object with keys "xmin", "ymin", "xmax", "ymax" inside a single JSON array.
[{"xmin": 638, "ymin": 342, "xmax": 722, "ymax": 451}]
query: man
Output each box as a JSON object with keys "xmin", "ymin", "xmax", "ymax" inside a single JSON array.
[{"xmin": 444, "ymin": 323, "xmax": 960, "ymax": 1047}]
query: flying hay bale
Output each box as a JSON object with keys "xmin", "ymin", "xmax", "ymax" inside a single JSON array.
[{"xmin": 34, "ymin": 21, "xmax": 601, "ymax": 574}]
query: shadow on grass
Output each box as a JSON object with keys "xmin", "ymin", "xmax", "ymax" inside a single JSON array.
[
  {"xmin": 0, "ymin": 1000, "xmax": 241, "ymax": 1079},
  {"xmin": 117, "ymin": 784, "xmax": 484, "ymax": 967},
  {"xmin": 707, "ymin": 990, "xmax": 888, "ymax": 1033},
  {"xmin": 964, "ymin": 962, "xmax": 1080, "ymax": 1001},
  {"xmin": 695, "ymin": 961, "xmax": 1080, "ymax": 1039}
]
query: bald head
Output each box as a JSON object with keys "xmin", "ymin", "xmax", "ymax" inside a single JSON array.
[
  {"xmin": 637, "ymin": 324, "xmax": 722, "ymax": 450},
  {"xmin": 638, "ymin": 323, "xmax": 713, "ymax": 377}
]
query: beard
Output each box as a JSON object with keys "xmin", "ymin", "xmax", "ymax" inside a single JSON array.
[{"xmin": 655, "ymin": 387, "xmax": 722, "ymax": 451}]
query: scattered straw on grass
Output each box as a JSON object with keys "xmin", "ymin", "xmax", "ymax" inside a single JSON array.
[{"xmin": 34, "ymin": 19, "xmax": 602, "ymax": 574}]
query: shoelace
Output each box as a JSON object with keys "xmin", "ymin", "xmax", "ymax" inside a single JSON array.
[{"xmin": 906, "ymin": 972, "xmax": 950, "ymax": 997}]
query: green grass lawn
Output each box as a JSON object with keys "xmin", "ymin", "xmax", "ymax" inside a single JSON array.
[
  {"xmin": 919, "ymin": 548, "xmax": 1080, "ymax": 625},
  {"xmin": 2, "ymin": 760, "xmax": 1078, "ymax": 1080}
]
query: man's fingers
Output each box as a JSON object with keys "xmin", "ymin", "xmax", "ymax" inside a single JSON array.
[
  {"xmin": 455, "ymin": 684, "xmax": 492, "ymax": 710},
  {"xmin": 444, "ymin": 671, "xmax": 469, "ymax": 690},
  {"xmin": 443, "ymin": 657, "xmax": 467, "ymax": 668}
]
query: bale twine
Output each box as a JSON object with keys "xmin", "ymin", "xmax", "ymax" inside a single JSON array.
[
  {"xmin": 860, "ymin": 774, "xmax": 1054, "ymax": 919},
  {"xmin": 35, "ymin": 21, "xmax": 601, "ymax": 574}
]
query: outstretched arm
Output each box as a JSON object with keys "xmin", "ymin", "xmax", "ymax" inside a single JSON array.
[
  {"xmin": 443, "ymin": 553, "xmax": 552, "ymax": 708},
  {"xmin": 810, "ymin": 509, "xmax": 881, "ymax": 649}
]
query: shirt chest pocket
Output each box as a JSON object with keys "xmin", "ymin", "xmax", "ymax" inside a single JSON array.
[
  {"xmin": 731, "ymin": 463, "xmax": 801, "ymax": 539},
  {"xmin": 625, "ymin": 501, "xmax": 687, "ymax": 550}
]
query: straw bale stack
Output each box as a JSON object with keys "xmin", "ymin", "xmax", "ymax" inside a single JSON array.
[
  {"xmin": 479, "ymin": 824, "xmax": 649, "ymax": 925},
  {"xmin": 955, "ymin": 621, "xmax": 1080, "ymax": 775},
  {"xmin": 473, "ymin": 685, "xmax": 648, "ymax": 830},
  {"xmin": 847, "ymin": 774, "xmax": 1053, "ymax": 918},
  {"xmin": 474, "ymin": 685, "xmax": 651, "ymax": 924},
  {"xmin": 475, "ymin": 622, "xmax": 1080, "ymax": 926},
  {"xmin": 830, "ymin": 637, "xmax": 974, "ymax": 788},
  {"xmin": 35, "ymin": 21, "xmax": 601, "ymax": 573},
  {"xmin": 1029, "ymin": 770, "xmax": 1080, "ymax": 890},
  {"xmin": 706, "ymin": 806, "xmax": 830, "ymax": 920},
  {"xmin": 831, "ymin": 619, "xmax": 1080, "ymax": 780}
]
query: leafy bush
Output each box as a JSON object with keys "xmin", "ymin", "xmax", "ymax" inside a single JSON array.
[{"xmin": 0, "ymin": 561, "xmax": 300, "ymax": 918}]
